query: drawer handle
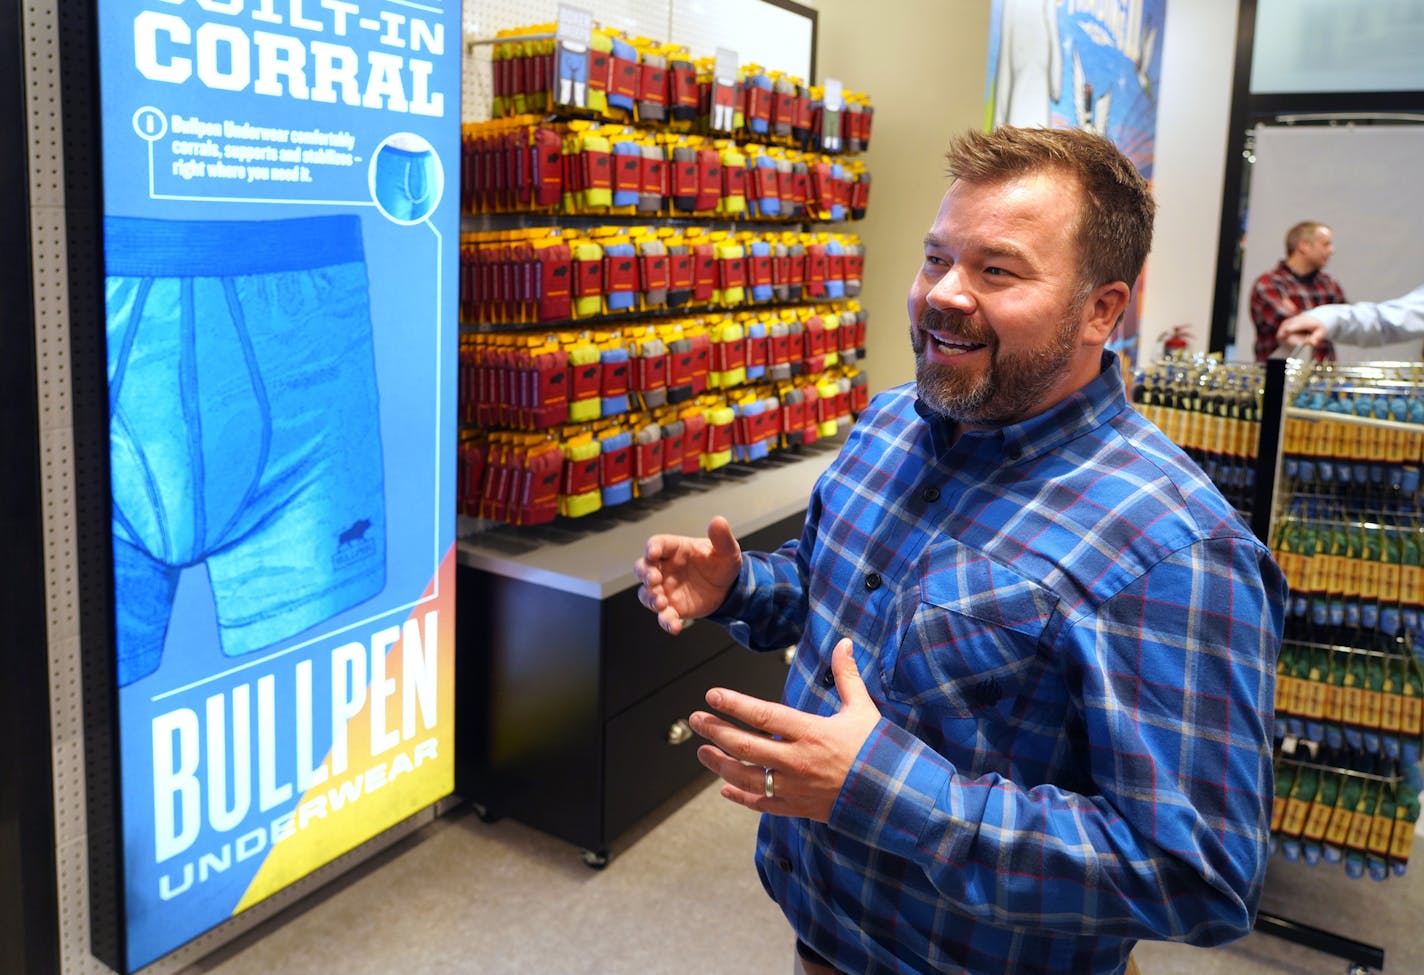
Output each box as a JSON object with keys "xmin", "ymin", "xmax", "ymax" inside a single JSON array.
[{"xmin": 666, "ymin": 718, "xmax": 694, "ymax": 746}]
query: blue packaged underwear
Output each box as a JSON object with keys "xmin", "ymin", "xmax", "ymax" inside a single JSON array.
[
  {"xmin": 600, "ymin": 346, "xmax": 631, "ymax": 415},
  {"xmin": 748, "ymin": 241, "xmax": 773, "ymax": 304},
  {"xmin": 611, "ymin": 142, "xmax": 642, "ymax": 208},
  {"xmin": 106, "ymin": 214, "xmax": 386, "ymax": 685},
  {"xmin": 608, "ymin": 37, "xmax": 637, "ymax": 113},
  {"xmin": 828, "ymin": 162, "xmax": 847, "ymax": 222},
  {"xmin": 824, "ymin": 238, "xmax": 846, "ymax": 299}
]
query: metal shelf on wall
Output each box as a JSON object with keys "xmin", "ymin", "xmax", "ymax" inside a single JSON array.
[
  {"xmin": 459, "ymin": 212, "xmax": 799, "ymax": 232},
  {"xmin": 464, "ymin": 31, "xmax": 557, "ymax": 53},
  {"xmin": 457, "ymin": 298, "xmax": 867, "ymax": 336}
]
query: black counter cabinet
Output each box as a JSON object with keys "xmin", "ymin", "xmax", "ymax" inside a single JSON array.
[{"xmin": 453, "ymin": 448, "xmax": 837, "ymax": 867}]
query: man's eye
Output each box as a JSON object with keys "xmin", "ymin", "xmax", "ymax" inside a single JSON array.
[{"xmin": 984, "ymin": 266, "xmax": 1012, "ymax": 277}]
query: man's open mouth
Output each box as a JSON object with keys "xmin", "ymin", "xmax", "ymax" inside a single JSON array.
[{"xmin": 927, "ymin": 333, "xmax": 987, "ymax": 356}]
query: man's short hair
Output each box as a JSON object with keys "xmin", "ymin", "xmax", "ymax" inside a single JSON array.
[
  {"xmin": 1285, "ymin": 221, "xmax": 1327, "ymax": 257},
  {"xmin": 944, "ymin": 126, "xmax": 1156, "ymax": 293}
]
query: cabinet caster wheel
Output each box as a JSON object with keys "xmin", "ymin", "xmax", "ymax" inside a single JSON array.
[
  {"xmin": 581, "ymin": 849, "xmax": 609, "ymax": 870},
  {"xmin": 1348, "ymin": 967, "xmax": 1372, "ymax": 975},
  {"xmin": 471, "ymin": 802, "xmax": 501, "ymax": 824}
]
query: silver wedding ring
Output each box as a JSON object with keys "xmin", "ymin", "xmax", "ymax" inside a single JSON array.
[{"xmin": 764, "ymin": 767, "xmax": 776, "ymax": 798}]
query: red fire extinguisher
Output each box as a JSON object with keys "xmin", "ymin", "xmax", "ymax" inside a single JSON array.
[{"xmin": 1160, "ymin": 324, "xmax": 1192, "ymax": 357}]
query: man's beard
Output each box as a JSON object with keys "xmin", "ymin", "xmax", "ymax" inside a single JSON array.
[{"xmin": 912, "ymin": 300, "xmax": 1084, "ymax": 427}]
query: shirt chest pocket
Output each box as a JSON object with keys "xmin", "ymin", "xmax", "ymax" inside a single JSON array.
[{"xmin": 884, "ymin": 546, "xmax": 1059, "ymax": 717}]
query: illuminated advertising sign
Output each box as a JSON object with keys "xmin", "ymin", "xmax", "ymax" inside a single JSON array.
[
  {"xmin": 983, "ymin": 0, "xmax": 1166, "ymax": 359},
  {"xmin": 95, "ymin": 1, "xmax": 459, "ymax": 969}
]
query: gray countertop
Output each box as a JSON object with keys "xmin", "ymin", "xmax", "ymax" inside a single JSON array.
[{"xmin": 455, "ymin": 439, "xmax": 842, "ymax": 599}]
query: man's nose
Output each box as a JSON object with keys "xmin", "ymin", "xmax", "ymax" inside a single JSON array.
[{"xmin": 927, "ymin": 265, "xmax": 974, "ymax": 313}]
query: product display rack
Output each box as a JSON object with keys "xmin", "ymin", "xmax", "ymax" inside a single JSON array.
[
  {"xmin": 1131, "ymin": 357, "xmax": 1265, "ymax": 524},
  {"xmin": 1143, "ymin": 346, "xmax": 1424, "ymax": 974},
  {"xmin": 451, "ymin": 10, "xmax": 871, "ymax": 864},
  {"xmin": 453, "ymin": 14, "xmax": 874, "ymax": 534}
]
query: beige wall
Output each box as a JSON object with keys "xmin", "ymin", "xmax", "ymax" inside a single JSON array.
[{"xmin": 814, "ymin": 0, "xmax": 993, "ymax": 394}]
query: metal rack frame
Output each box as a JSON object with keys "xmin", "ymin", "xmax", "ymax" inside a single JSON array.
[{"xmin": 1250, "ymin": 344, "xmax": 1406, "ymax": 973}]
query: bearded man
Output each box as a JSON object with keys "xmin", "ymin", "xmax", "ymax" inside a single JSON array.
[{"xmin": 635, "ymin": 126, "xmax": 1284, "ymax": 975}]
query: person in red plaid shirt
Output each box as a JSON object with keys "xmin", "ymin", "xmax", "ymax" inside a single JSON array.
[{"xmin": 1248, "ymin": 220, "xmax": 1345, "ymax": 361}]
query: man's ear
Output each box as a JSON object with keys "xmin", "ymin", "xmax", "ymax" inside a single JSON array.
[{"xmin": 1080, "ymin": 281, "xmax": 1131, "ymax": 344}]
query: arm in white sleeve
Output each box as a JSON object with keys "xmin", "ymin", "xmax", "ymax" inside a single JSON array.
[{"xmin": 1314, "ymin": 282, "xmax": 1424, "ymax": 346}]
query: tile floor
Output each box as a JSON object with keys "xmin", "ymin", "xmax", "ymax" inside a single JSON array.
[{"xmin": 183, "ymin": 778, "xmax": 1422, "ymax": 975}]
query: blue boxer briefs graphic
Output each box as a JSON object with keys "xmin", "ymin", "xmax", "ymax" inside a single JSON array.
[
  {"xmin": 372, "ymin": 140, "xmax": 441, "ymax": 223},
  {"xmin": 105, "ymin": 214, "xmax": 386, "ymax": 686}
]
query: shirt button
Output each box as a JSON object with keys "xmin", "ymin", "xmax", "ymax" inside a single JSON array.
[
  {"xmin": 971, "ymin": 678, "xmax": 1002, "ymax": 707},
  {"xmin": 921, "ymin": 486, "xmax": 940, "ymax": 503},
  {"xmin": 820, "ymin": 667, "xmax": 836, "ymax": 688},
  {"xmin": 775, "ymin": 856, "xmax": 793, "ymax": 872},
  {"xmin": 864, "ymin": 573, "xmax": 882, "ymax": 591},
  {"xmin": 1007, "ymin": 448, "xmax": 1022, "ymax": 462}
]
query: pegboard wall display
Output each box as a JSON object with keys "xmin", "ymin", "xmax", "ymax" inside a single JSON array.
[
  {"xmin": 454, "ymin": 0, "xmax": 882, "ymax": 534},
  {"xmin": 463, "ymin": 0, "xmax": 816, "ymax": 123}
]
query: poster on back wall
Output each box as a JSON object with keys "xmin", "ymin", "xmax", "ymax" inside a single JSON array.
[
  {"xmin": 95, "ymin": 2, "xmax": 459, "ymax": 969},
  {"xmin": 983, "ymin": 0, "xmax": 1166, "ymax": 360}
]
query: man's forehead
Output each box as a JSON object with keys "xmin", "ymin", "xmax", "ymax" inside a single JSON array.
[
  {"xmin": 942, "ymin": 169, "xmax": 1082, "ymax": 212},
  {"xmin": 934, "ymin": 175, "xmax": 1080, "ymax": 238},
  {"xmin": 946, "ymin": 164, "xmax": 1082, "ymax": 193}
]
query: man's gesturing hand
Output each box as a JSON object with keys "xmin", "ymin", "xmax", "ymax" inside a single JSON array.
[
  {"xmin": 634, "ymin": 516, "xmax": 742, "ymax": 635},
  {"xmin": 689, "ymin": 638, "xmax": 881, "ymax": 823}
]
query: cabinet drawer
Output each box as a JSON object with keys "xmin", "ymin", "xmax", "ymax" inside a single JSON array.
[
  {"xmin": 602, "ymin": 510, "xmax": 806, "ymax": 716},
  {"xmin": 603, "ymin": 642, "xmax": 790, "ymax": 840},
  {"xmin": 603, "ymin": 586, "xmax": 732, "ymax": 717}
]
